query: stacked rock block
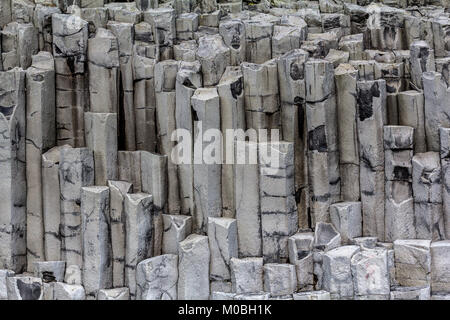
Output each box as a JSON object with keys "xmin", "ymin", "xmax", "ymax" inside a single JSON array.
[{"xmin": 0, "ymin": 0, "xmax": 450, "ymax": 301}]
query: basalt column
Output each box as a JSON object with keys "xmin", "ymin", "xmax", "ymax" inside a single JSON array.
[{"xmin": 356, "ymin": 79, "xmax": 387, "ymax": 241}]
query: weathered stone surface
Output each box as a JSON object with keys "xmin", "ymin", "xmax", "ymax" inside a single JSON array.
[
  {"xmin": 412, "ymin": 152, "xmax": 445, "ymax": 240},
  {"xmin": 143, "ymin": 8, "xmax": 176, "ymax": 60},
  {"xmin": 33, "ymin": 261, "xmax": 65, "ymax": 283},
  {"xmin": 323, "ymin": 245, "xmax": 360, "ymax": 299},
  {"xmin": 440, "ymin": 127, "xmax": 450, "ymax": 240},
  {"xmin": 192, "ymin": 88, "xmax": 222, "ymax": 233},
  {"xmin": 208, "ymin": 218, "xmax": 238, "ymax": 281},
  {"xmin": 351, "ymin": 248, "xmax": 390, "ymax": 299},
  {"xmin": 162, "ymin": 214, "xmax": 192, "ymax": 255},
  {"xmin": 263, "ymin": 263, "xmax": 297, "ymax": 296},
  {"xmin": 124, "ymin": 193, "xmax": 153, "ymax": 299},
  {"xmin": 97, "ymin": 287, "xmax": 129, "ymax": 300},
  {"xmin": 234, "ymin": 141, "xmax": 262, "ymax": 257},
  {"xmin": 397, "ymin": 90, "xmax": 426, "ymax": 153},
  {"xmin": 53, "ymin": 14, "xmax": 89, "ymax": 148},
  {"xmin": 178, "ymin": 234, "xmax": 210, "ymax": 300},
  {"xmin": 26, "ymin": 52, "xmax": 55, "ymax": 270},
  {"xmin": 218, "ymin": 67, "xmax": 245, "ymax": 218},
  {"xmin": 423, "ymin": 72, "xmax": 450, "ymax": 152},
  {"xmin": 390, "ymin": 286, "xmax": 430, "ymax": 300},
  {"xmin": 230, "ymin": 257, "xmax": 263, "ymax": 294},
  {"xmin": 357, "ymin": 79, "xmax": 387, "ymax": 241},
  {"xmin": 0, "ymin": 68, "xmax": 26, "ymax": 273},
  {"xmin": 430, "ymin": 240, "xmax": 450, "ymax": 294},
  {"xmin": 136, "ymin": 254, "xmax": 178, "ymax": 300},
  {"xmin": 384, "ymin": 126, "xmax": 415, "ymax": 242},
  {"xmin": 293, "ymin": 290, "xmax": 331, "ymax": 300},
  {"xmin": 244, "ymin": 20, "xmax": 273, "ymax": 64},
  {"xmin": 64, "ymin": 265, "xmax": 81, "ymax": 285},
  {"xmin": 394, "ymin": 239, "xmax": 431, "ymax": 287},
  {"xmin": 54, "ymin": 282, "xmax": 85, "ymax": 300},
  {"xmin": 335, "ymin": 63, "xmax": 359, "ymax": 202},
  {"xmin": 108, "ymin": 180, "xmax": 132, "ymax": 288},
  {"xmin": 259, "ymin": 141, "xmax": 298, "ymax": 263},
  {"xmin": 84, "ymin": 112, "xmax": 118, "ymax": 186},
  {"xmin": 219, "ymin": 19, "xmax": 245, "ymax": 66},
  {"xmin": 81, "ymin": 186, "xmax": 112, "ymax": 299},
  {"xmin": 330, "ymin": 202, "xmax": 362, "ymax": 244},
  {"xmin": 7, "ymin": 276, "xmax": 43, "ymax": 300},
  {"xmin": 314, "ymin": 222, "xmax": 341, "ymax": 252},
  {"xmin": 59, "ymin": 147, "xmax": 94, "ymax": 268},
  {"xmin": 0, "ymin": 270, "xmax": 14, "ymax": 300}
]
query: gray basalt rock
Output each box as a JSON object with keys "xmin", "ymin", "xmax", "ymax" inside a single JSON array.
[
  {"xmin": 59, "ymin": 147, "xmax": 95, "ymax": 268},
  {"xmin": 136, "ymin": 254, "xmax": 178, "ymax": 300},
  {"xmin": 412, "ymin": 152, "xmax": 445, "ymax": 240},
  {"xmin": 263, "ymin": 263, "xmax": 297, "ymax": 296},
  {"xmin": 330, "ymin": 202, "xmax": 362, "ymax": 244},
  {"xmin": 384, "ymin": 126, "xmax": 415, "ymax": 241},
  {"xmin": 394, "ymin": 239, "xmax": 431, "ymax": 287},
  {"xmin": 0, "ymin": 68, "xmax": 26, "ymax": 273},
  {"xmin": 230, "ymin": 257, "xmax": 263, "ymax": 294},
  {"xmin": 430, "ymin": 240, "xmax": 450, "ymax": 294},
  {"xmin": 81, "ymin": 186, "xmax": 112, "ymax": 299},
  {"xmin": 208, "ymin": 217, "xmax": 238, "ymax": 281},
  {"xmin": 390, "ymin": 286, "xmax": 430, "ymax": 300},
  {"xmin": 33, "ymin": 261, "xmax": 65, "ymax": 283},
  {"xmin": 54, "ymin": 282, "xmax": 85, "ymax": 300},
  {"xmin": 97, "ymin": 287, "xmax": 129, "ymax": 300},
  {"xmin": 356, "ymin": 79, "xmax": 387, "ymax": 241},
  {"xmin": 7, "ymin": 276, "xmax": 43, "ymax": 300},
  {"xmin": 178, "ymin": 234, "xmax": 210, "ymax": 300},
  {"xmin": 0, "ymin": 270, "xmax": 14, "ymax": 300},
  {"xmin": 196, "ymin": 34, "xmax": 230, "ymax": 86},
  {"xmin": 162, "ymin": 214, "xmax": 192, "ymax": 255},
  {"xmin": 323, "ymin": 245, "xmax": 360, "ymax": 299},
  {"xmin": 124, "ymin": 193, "xmax": 153, "ymax": 299}
]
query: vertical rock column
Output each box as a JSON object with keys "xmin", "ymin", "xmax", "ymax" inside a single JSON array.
[
  {"xmin": 132, "ymin": 54, "xmax": 157, "ymax": 152},
  {"xmin": 259, "ymin": 141, "xmax": 298, "ymax": 263},
  {"xmin": 0, "ymin": 68, "xmax": 26, "ymax": 273},
  {"xmin": 191, "ymin": 88, "xmax": 222, "ymax": 233},
  {"xmin": 140, "ymin": 151, "xmax": 165, "ymax": 256},
  {"xmin": 42, "ymin": 145, "xmax": 72, "ymax": 261},
  {"xmin": 84, "ymin": 112, "xmax": 118, "ymax": 186},
  {"xmin": 175, "ymin": 61, "xmax": 202, "ymax": 216},
  {"xmin": 52, "ymin": 14, "xmax": 89, "ymax": 147},
  {"xmin": 87, "ymin": 28, "xmax": 119, "ymax": 114},
  {"xmin": 108, "ymin": 180, "xmax": 132, "ymax": 288},
  {"xmin": 397, "ymin": 90, "xmax": 426, "ymax": 153},
  {"xmin": 241, "ymin": 59, "xmax": 280, "ymax": 134},
  {"xmin": 409, "ymin": 40, "xmax": 435, "ymax": 90},
  {"xmin": 107, "ymin": 21, "xmax": 135, "ymax": 151},
  {"xmin": 305, "ymin": 59, "xmax": 339, "ymax": 224},
  {"xmin": 59, "ymin": 147, "xmax": 95, "ymax": 268},
  {"xmin": 155, "ymin": 60, "xmax": 180, "ymax": 215},
  {"xmin": 178, "ymin": 234, "xmax": 210, "ymax": 300},
  {"xmin": 234, "ymin": 141, "xmax": 262, "ymax": 258},
  {"xmin": 218, "ymin": 66, "xmax": 245, "ymax": 218},
  {"xmin": 356, "ymin": 79, "xmax": 387, "ymax": 241},
  {"xmin": 143, "ymin": 8, "xmax": 176, "ymax": 61},
  {"xmin": 412, "ymin": 152, "xmax": 445, "ymax": 241},
  {"xmin": 219, "ymin": 19, "xmax": 246, "ymax": 66},
  {"xmin": 196, "ymin": 34, "xmax": 230, "ymax": 87},
  {"xmin": 440, "ymin": 128, "xmax": 450, "ymax": 240},
  {"xmin": 33, "ymin": 4, "xmax": 60, "ymax": 53},
  {"xmin": 335, "ymin": 63, "xmax": 359, "ymax": 202},
  {"xmin": 384, "ymin": 125, "xmax": 415, "ymax": 242},
  {"xmin": 423, "ymin": 71, "xmax": 450, "ymax": 152},
  {"xmin": 124, "ymin": 193, "xmax": 153, "ymax": 299},
  {"xmin": 25, "ymin": 52, "xmax": 55, "ymax": 270},
  {"xmin": 277, "ymin": 49, "xmax": 309, "ymax": 228},
  {"xmin": 81, "ymin": 186, "xmax": 112, "ymax": 299},
  {"xmin": 244, "ymin": 20, "xmax": 273, "ymax": 64}
]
